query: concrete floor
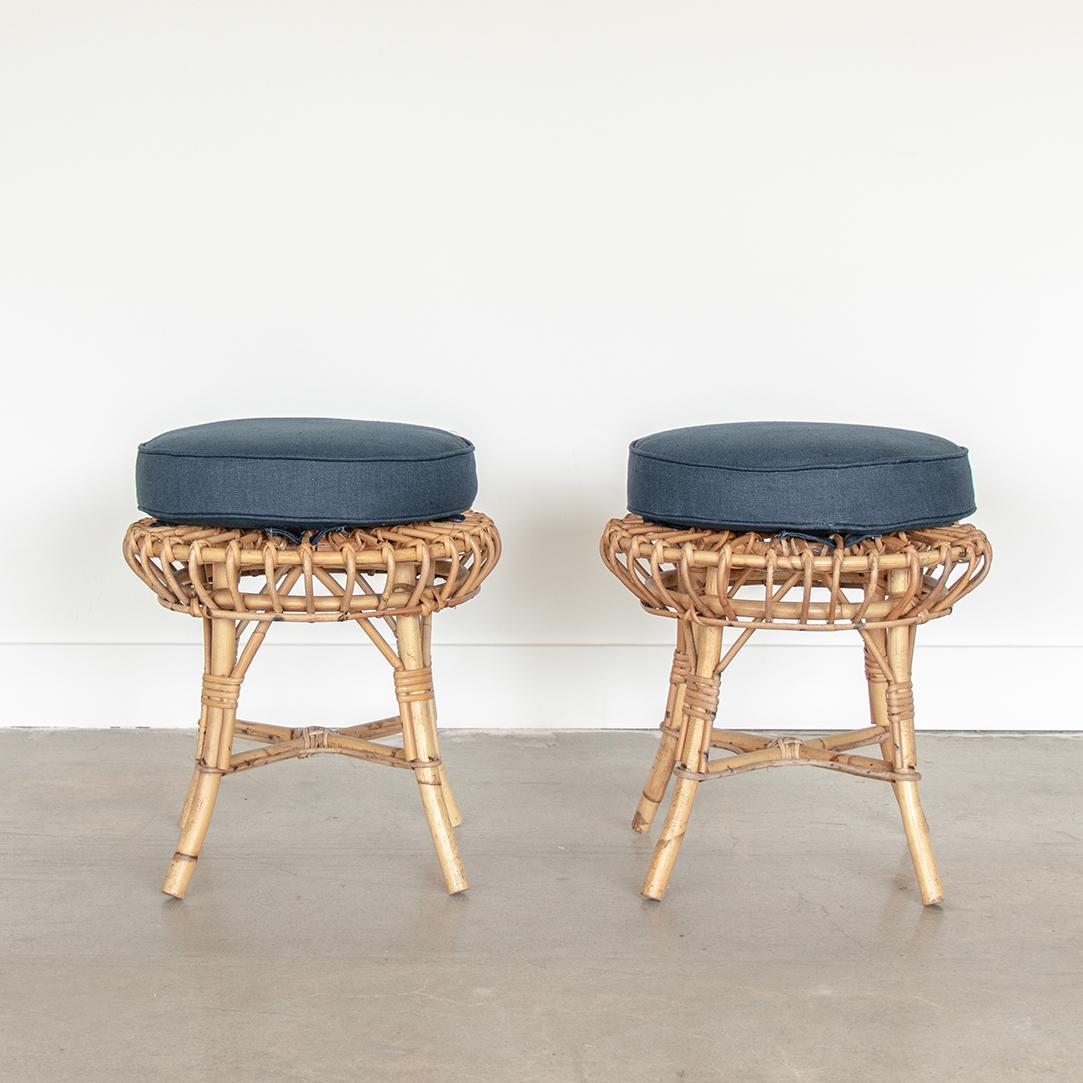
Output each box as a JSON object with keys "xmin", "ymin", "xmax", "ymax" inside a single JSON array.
[{"xmin": 1, "ymin": 731, "xmax": 1081, "ymax": 1082}]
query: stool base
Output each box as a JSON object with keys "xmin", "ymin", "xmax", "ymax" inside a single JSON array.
[
  {"xmin": 636, "ymin": 613, "xmax": 944, "ymax": 905},
  {"xmin": 599, "ymin": 518, "xmax": 988, "ymax": 906},
  {"xmin": 161, "ymin": 605, "xmax": 467, "ymax": 899},
  {"xmin": 124, "ymin": 514, "xmax": 500, "ymax": 900}
]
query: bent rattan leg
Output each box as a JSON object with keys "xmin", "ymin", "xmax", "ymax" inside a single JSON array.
[
  {"xmin": 177, "ymin": 616, "xmax": 214, "ymax": 829},
  {"xmin": 394, "ymin": 610, "xmax": 468, "ymax": 895},
  {"xmin": 163, "ymin": 603, "xmax": 240, "ymax": 899},
  {"xmin": 632, "ymin": 621, "xmax": 693, "ymax": 833},
  {"xmin": 886, "ymin": 618, "xmax": 943, "ymax": 905},
  {"xmin": 421, "ymin": 615, "xmax": 462, "ymax": 828},
  {"xmin": 871, "ymin": 568, "xmax": 944, "ymax": 905},
  {"xmin": 642, "ymin": 623, "xmax": 723, "ymax": 900}
]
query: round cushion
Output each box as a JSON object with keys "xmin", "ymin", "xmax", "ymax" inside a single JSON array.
[
  {"xmin": 627, "ymin": 422, "xmax": 975, "ymax": 536},
  {"xmin": 137, "ymin": 418, "xmax": 477, "ymax": 532}
]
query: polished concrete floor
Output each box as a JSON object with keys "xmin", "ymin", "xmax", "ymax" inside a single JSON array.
[{"xmin": 1, "ymin": 730, "xmax": 1081, "ymax": 1082}]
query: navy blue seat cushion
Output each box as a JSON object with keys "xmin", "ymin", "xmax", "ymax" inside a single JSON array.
[
  {"xmin": 628, "ymin": 422, "xmax": 975, "ymax": 536},
  {"xmin": 137, "ymin": 418, "xmax": 477, "ymax": 531}
]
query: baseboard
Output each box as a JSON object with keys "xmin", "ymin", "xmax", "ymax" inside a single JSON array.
[{"xmin": 0, "ymin": 643, "xmax": 1077, "ymax": 730}]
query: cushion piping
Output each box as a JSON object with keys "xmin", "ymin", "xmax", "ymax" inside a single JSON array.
[
  {"xmin": 137, "ymin": 442, "xmax": 474, "ymax": 465},
  {"xmin": 629, "ymin": 442, "xmax": 969, "ymax": 474},
  {"xmin": 140, "ymin": 505, "xmax": 474, "ymax": 527}
]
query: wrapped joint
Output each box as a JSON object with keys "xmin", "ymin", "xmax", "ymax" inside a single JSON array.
[
  {"xmin": 201, "ymin": 673, "xmax": 241, "ymax": 711},
  {"xmin": 886, "ymin": 680, "xmax": 915, "ymax": 724},
  {"xmin": 768, "ymin": 735, "xmax": 803, "ymax": 761},
  {"xmin": 298, "ymin": 727, "xmax": 330, "ymax": 757},
  {"xmin": 864, "ymin": 648, "xmax": 887, "ymax": 683},
  {"xmin": 669, "ymin": 650, "xmax": 694, "ymax": 686},
  {"xmin": 674, "ymin": 762, "xmax": 722, "ymax": 781},
  {"xmin": 394, "ymin": 665, "xmax": 435, "ymax": 704},
  {"xmin": 683, "ymin": 673, "xmax": 720, "ymax": 724}
]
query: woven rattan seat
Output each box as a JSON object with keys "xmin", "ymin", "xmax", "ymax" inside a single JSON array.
[{"xmin": 125, "ymin": 512, "xmax": 499, "ymax": 622}]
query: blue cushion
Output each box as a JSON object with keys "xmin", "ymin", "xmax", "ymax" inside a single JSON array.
[
  {"xmin": 628, "ymin": 422, "xmax": 975, "ymax": 536},
  {"xmin": 137, "ymin": 418, "xmax": 477, "ymax": 531}
]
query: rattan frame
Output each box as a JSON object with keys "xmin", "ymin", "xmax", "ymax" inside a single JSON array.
[
  {"xmin": 124, "ymin": 512, "xmax": 500, "ymax": 899},
  {"xmin": 600, "ymin": 514, "xmax": 991, "ymax": 905}
]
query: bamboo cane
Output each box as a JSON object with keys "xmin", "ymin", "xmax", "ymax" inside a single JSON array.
[
  {"xmin": 162, "ymin": 564, "xmax": 239, "ymax": 899},
  {"xmin": 632, "ymin": 621, "xmax": 693, "ymax": 832},
  {"xmin": 422, "ymin": 612, "xmax": 461, "ymax": 827},
  {"xmin": 886, "ymin": 568, "xmax": 944, "ymax": 905},
  {"xmin": 642, "ymin": 610, "xmax": 724, "ymax": 900},
  {"xmin": 393, "ymin": 565, "xmax": 467, "ymax": 895}
]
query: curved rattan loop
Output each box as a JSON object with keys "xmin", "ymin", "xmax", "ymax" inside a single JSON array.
[
  {"xmin": 600, "ymin": 515, "xmax": 990, "ymax": 631},
  {"xmin": 124, "ymin": 511, "xmax": 501, "ymax": 622}
]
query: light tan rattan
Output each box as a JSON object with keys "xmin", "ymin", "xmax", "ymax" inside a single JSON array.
[
  {"xmin": 601, "ymin": 516, "xmax": 989, "ymax": 631},
  {"xmin": 124, "ymin": 512, "xmax": 500, "ymax": 900},
  {"xmin": 600, "ymin": 514, "xmax": 992, "ymax": 905},
  {"xmin": 125, "ymin": 512, "xmax": 500, "ymax": 621}
]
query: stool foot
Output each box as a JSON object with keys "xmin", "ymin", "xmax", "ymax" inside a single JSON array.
[
  {"xmin": 895, "ymin": 781, "xmax": 943, "ymax": 905},
  {"xmin": 162, "ymin": 771, "xmax": 221, "ymax": 899},
  {"xmin": 162, "ymin": 853, "xmax": 198, "ymax": 900},
  {"xmin": 641, "ymin": 777, "xmax": 698, "ymax": 899},
  {"xmin": 417, "ymin": 773, "xmax": 468, "ymax": 894},
  {"xmin": 631, "ymin": 796, "xmax": 661, "ymax": 835}
]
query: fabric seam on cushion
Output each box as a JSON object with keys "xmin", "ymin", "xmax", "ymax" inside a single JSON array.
[
  {"xmin": 629, "ymin": 444, "xmax": 968, "ymax": 473},
  {"xmin": 137, "ymin": 443, "xmax": 474, "ymax": 464},
  {"xmin": 139, "ymin": 505, "xmax": 473, "ymax": 525}
]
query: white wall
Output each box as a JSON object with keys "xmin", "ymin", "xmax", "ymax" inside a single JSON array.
[{"xmin": 1, "ymin": 2, "xmax": 1080, "ymax": 728}]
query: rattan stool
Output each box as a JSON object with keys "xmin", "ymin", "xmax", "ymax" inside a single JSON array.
[
  {"xmin": 124, "ymin": 419, "xmax": 499, "ymax": 898},
  {"xmin": 602, "ymin": 423, "xmax": 991, "ymax": 904}
]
